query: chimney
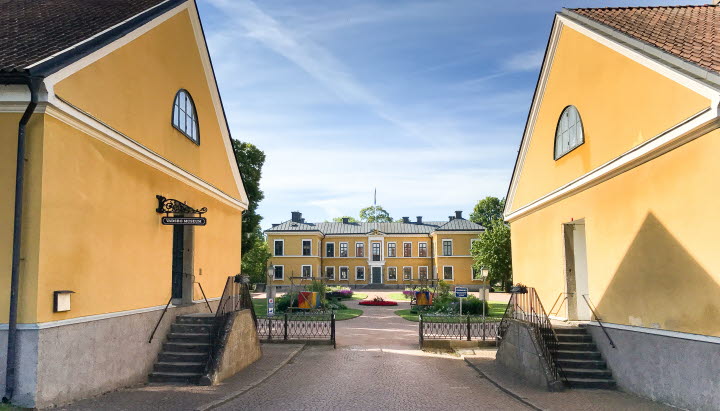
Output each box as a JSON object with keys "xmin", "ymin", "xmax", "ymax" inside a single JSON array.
[
  {"xmin": 416, "ymin": 216, "xmax": 423, "ymax": 224},
  {"xmin": 448, "ymin": 216, "xmax": 455, "ymax": 221},
  {"xmin": 299, "ymin": 218, "xmax": 305, "ymax": 223},
  {"xmin": 402, "ymin": 216, "xmax": 410, "ymax": 223},
  {"xmin": 272, "ymin": 223, "xmax": 279, "ymax": 227},
  {"xmin": 291, "ymin": 211, "xmax": 302, "ymax": 223},
  {"xmin": 455, "ymin": 210, "xmax": 463, "ymax": 220},
  {"xmin": 342, "ymin": 217, "xmax": 350, "ymax": 224}
]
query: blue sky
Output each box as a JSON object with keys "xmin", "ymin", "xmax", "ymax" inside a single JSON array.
[{"xmin": 198, "ymin": 0, "xmax": 700, "ymax": 228}]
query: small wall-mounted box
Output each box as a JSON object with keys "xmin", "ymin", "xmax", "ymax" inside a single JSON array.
[{"xmin": 53, "ymin": 290, "xmax": 75, "ymax": 312}]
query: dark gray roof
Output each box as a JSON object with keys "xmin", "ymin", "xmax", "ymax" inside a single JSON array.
[
  {"xmin": 0, "ymin": 0, "xmax": 186, "ymax": 74},
  {"xmin": 266, "ymin": 219, "xmax": 484, "ymax": 235}
]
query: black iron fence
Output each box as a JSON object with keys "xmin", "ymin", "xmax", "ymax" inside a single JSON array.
[
  {"xmin": 257, "ymin": 312, "xmax": 336, "ymax": 348},
  {"xmin": 419, "ymin": 314, "xmax": 501, "ymax": 345},
  {"xmin": 216, "ymin": 275, "xmax": 256, "ymax": 324}
]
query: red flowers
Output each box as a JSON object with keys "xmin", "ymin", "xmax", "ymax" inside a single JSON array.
[{"xmin": 359, "ymin": 297, "xmax": 398, "ymax": 306}]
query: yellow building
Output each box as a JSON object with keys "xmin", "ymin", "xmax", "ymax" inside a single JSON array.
[
  {"xmin": 504, "ymin": 5, "xmax": 720, "ymax": 409},
  {"xmin": 266, "ymin": 211, "xmax": 484, "ymax": 289},
  {"xmin": 1, "ymin": 1, "xmax": 247, "ymax": 407}
]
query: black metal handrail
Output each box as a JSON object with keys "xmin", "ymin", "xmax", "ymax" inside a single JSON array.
[
  {"xmin": 498, "ymin": 288, "xmax": 566, "ymax": 384},
  {"xmin": 194, "ymin": 281, "xmax": 212, "ymax": 313},
  {"xmin": 148, "ymin": 296, "xmax": 173, "ymax": 343},
  {"xmin": 581, "ymin": 295, "xmax": 616, "ymax": 349},
  {"xmin": 419, "ymin": 314, "xmax": 501, "ymax": 343},
  {"xmin": 548, "ymin": 292, "xmax": 571, "ymax": 317}
]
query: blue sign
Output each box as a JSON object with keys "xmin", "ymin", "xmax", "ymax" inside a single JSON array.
[
  {"xmin": 454, "ymin": 287, "xmax": 468, "ymax": 298},
  {"xmin": 267, "ymin": 298, "xmax": 275, "ymax": 316}
]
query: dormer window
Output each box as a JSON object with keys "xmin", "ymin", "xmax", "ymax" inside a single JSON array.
[
  {"xmin": 172, "ymin": 89, "xmax": 199, "ymax": 145},
  {"xmin": 554, "ymin": 105, "xmax": 583, "ymax": 159}
]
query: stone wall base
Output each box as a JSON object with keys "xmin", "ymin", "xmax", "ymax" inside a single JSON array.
[{"xmin": 201, "ymin": 309, "xmax": 262, "ymax": 385}]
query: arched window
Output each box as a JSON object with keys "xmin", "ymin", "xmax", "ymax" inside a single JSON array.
[
  {"xmin": 554, "ymin": 105, "xmax": 584, "ymax": 159},
  {"xmin": 172, "ymin": 89, "xmax": 199, "ymax": 144}
]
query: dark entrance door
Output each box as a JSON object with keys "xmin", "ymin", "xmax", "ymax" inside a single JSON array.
[
  {"xmin": 171, "ymin": 224, "xmax": 184, "ymax": 299},
  {"xmin": 371, "ymin": 267, "xmax": 382, "ymax": 284}
]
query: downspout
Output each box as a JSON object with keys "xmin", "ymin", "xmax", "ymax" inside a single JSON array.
[{"xmin": 3, "ymin": 75, "xmax": 42, "ymax": 403}]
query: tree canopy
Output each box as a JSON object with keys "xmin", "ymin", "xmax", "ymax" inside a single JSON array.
[
  {"xmin": 469, "ymin": 196, "xmax": 505, "ymax": 229},
  {"xmin": 331, "ymin": 216, "xmax": 358, "ymax": 222},
  {"xmin": 232, "ymin": 140, "xmax": 266, "ymax": 255},
  {"xmin": 471, "ymin": 219, "xmax": 512, "ymax": 290},
  {"xmin": 358, "ymin": 205, "xmax": 393, "ymax": 222}
]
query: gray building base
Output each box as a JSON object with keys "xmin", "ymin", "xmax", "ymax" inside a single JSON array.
[
  {"xmin": 586, "ymin": 324, "xmax": 720, "ymax": 411},
  {"xmin": 0, "ymin": 300, "xmax": 218, "ymax": 408}
]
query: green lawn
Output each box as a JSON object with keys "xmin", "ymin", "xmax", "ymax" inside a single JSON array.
[
  {"xmin": 387, "ymin": 292, "xmax": 411, "ymax": 300},
  {"xmin": 350, "ymin": 293, "xmax": 368, "ymax": 300},
  {"xmin": 0, "ymin": 404, "xmax": 20, "ymax": 410},
  {"xmin": 394, "ymin": 301, "xmax": 509, "ymax": 322},
  {"xmin": 252, "ymin": 298, "xmax": 363, "ymax": 321}
]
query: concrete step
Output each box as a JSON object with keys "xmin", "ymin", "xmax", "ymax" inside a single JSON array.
[
  {"xmin": 554, "ymin": 334, "xmax": 592, "ymax": 343},
  {"xmin": 167, "ymin": 333, "xmax": 212, "ymax": 343},
  {"xmin": 566, "ymin": 377, "xmax": 616, "ymax": 390},
  {"xmin": 555, "ymin": 350, "xmax": 602, "ymax": 360},
  {"xmin": 557, "ymin": 341, "xmax": 597, "ymax": 351},
  {"xmin": 552, "ymin": 327, "xmax": 587, "ymax": 335},
  {"xmin": 175, "ymin": 314, "xmax": 216, "ymax": 325},
  {"xmin": 153, "ymin": 361, "xmax": 205, "ymax": 373},
  {"xmin": 562, "ymin": 368, "xmax": 612, "ymax": 379},
  {"xmin": 163, "ymin": 341, "xmax": 211, "ymax": 353},
  {"xmin": 171, "ymin": 323, "xmax": 215, "ymax": 334},
  {"xmin": 158, "ymin": 351, "xmax": 208, "ymax": 363},
  {"xmin": 556, "ymin": 358, "xmax": 607, "ymax": 370},
  {"xmin": 148, "ymin": 371, "xmax": 202, "ymax": 384}
]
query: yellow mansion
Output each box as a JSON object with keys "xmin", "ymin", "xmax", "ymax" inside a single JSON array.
[{"xmin": 266, "ymin": 211, "xmax": 485, "ymax": 289}]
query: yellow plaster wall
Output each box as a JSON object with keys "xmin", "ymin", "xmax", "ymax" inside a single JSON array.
[
  {"xmin": 511, "ymin": 128, "xmax": 720, "ymax": 336},
  {"xmin": 0, "ymin": 113, "xmax": 44, "ymax": 323},
  {"xmin": 53, "ymin": 9, "xmax": 241, "ymax": 200},
  {"xmin": 510, "ymin": 26, "xmax": 710, "ymax": 212},
  {"xmin": 32, "ymin": 116, "xmax": 242, "ymax": 323}
]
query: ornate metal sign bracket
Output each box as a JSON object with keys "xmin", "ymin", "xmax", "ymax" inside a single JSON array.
[{"xmin": 156, "ymin": 195, "xmax": 207, "ymax": 217}]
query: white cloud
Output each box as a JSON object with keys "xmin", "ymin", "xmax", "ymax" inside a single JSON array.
[{"xmin": 502, "ymin": 49, "xmax": 545, "ymax": 72}]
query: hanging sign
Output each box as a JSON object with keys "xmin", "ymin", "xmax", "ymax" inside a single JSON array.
[{"xmin": 161, "ymin": 217, "xmax": 207, "ymax": 226}]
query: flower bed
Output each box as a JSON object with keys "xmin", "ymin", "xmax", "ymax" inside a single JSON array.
[{"xmin": 359, "ymin": 300, "xmax": 398, "ymax": 306}]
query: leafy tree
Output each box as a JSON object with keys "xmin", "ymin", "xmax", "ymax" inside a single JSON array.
[
  {"xmin": 331, "ymin": 216, "xmax": 358, "ymax": 222},
  {"xmin": 470, "ymin": 196, "xmax": 506, "ymax": 229},
  {"xmin": 241, "ymin": 236, "xmax": 272, "ymax": 284},
  {"xmin": 232, "ymin": 140, "xmax": 266, "ymax": 255},
  {"xmin": 471, "ymin": 219, "xmax": 512, "ymax": 291},
  {"xmin": 358, "ymin": 205, "xmax": 393, "ymax": 222}
]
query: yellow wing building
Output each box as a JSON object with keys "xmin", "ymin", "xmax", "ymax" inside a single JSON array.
[
  {"xmin": 505, "ymin": 5, "xmax": 720, "ymax": 409},
  {"xmin": 265, "ymin": 211, "xmax": 485, "ymax": 289},
  {"xmin": 0, "ymin": 0, "xmax": 247, "ymax": 407}
]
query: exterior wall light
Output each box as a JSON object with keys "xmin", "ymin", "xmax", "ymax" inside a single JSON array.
[{"xmin": 53, "ymin": 290, "xmax": 75, "ymax": 312}]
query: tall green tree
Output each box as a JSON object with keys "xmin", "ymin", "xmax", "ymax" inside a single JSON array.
[
  {"xmin": 471, "ymin": 219, "xmax": 512, "ymax": 291},
  {"xmin": 331, "ymin": 216, "xmax": 358, "ymax": 222},
  {"xmin": 241, "ymin": 236, "xmax": 272, "ymax": 284},
  {"xmin": 470, "ymin": 196, "xmax": 505, "ymax": 229},
  {"xmin": 359, "ymin": 205, "xmax": 393, "ymax": 222},
  {"xmin": 232, "ymin": 140, "xmax": 266, "ymax": 255}
]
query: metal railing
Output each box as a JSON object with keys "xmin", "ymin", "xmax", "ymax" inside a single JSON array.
[
  {"xmin": 582, "ymin": 295, "xmax": 616, "ymax": 349},
  {"xmin": 257, "ymin": 312, "xmax": 336, "ymax": 348},
  {"xmin": 419, "ymin": 314, "xmax": 501, "ymax": 344},
  {"xmin": 498, "ymin": 287, "xmax": 566, "ymax": 384},
  {"xmin": 548, "ymin": 292, "xmax": 571, "ymax": 317},
  {"xmin": 194, "ymin": 281, "xmax": 212, "ymax": 313},
  {"xmin": 215, "ymin": 275, "xmax": 256, "ymax": 326}
]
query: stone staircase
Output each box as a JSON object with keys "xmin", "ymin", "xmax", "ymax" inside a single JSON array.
[
  {"xmin": 149, "ymin": 313, "xmax": 216, "ymax": 384},
  {"xmin": 553, "ymin": 326, "xmax": 616, "ymax": 389}
]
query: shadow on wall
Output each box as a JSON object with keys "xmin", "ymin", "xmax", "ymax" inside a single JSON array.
[{"xmin": 595, "ymin": 213, "xmax": 720, "ymax": 336}]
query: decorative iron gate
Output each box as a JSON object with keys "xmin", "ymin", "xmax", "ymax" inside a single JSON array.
[
  {"xmin": 257, "ymin": 312, "xmax": 336, "ymax": 348},
  {"xmin": 419, "ymin": 314, "xmax": 501, "ymax": 345}
]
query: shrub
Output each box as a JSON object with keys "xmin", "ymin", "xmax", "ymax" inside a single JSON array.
[
  {"xmin": 462, "ymin": 295, "xmax": 490, "ymax": 315},
  {"xmin": 327, "ymin": 287, "xmax": 353, "ymax": 299},
  {"xmin": 275, "ymin": 294, "xmax": 296, "ymax": 312},
  {"xmin": 307, "ymin": 280, "xmax": 327, "ymax": 298},
  {"xmin": 437, "ymin": 280, "xmax": 451, "ymax": 296}
]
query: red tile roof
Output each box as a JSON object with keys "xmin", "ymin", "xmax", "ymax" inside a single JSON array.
[{"xmin": 569, "ymin": 5, "xmax": 720, "ymax": 74}]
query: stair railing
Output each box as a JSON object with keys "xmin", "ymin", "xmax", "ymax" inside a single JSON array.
[
  {"xmin": 148, "ymin": 296, "xmax": 173, "ymax": 343},
  {"xmin": 194, "ymin": 281, "xmax": 213, "ymax": 313},
  {"xmin": 548, "ymin": 292, "xmax": 571, "ymax": 317},
  {"xmin": 499, "ymin": 287, "xmax": 566, "ymax": 384},
  {"xmin": 581, "ymin": 294, "xmax": 616, "ymax": 349}
]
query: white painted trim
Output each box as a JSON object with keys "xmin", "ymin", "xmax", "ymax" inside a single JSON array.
[
  {"xmin": 273, "ymin": 239, "xmax": 284, "ymax": 257},
  {"xmin": 436, "ymin": 255, "xmax": 472, "ymax": 258},
  {"xmin": 418, "ymin": 266, "xmax": 429, "ymax": 280},
  {"xmin": 300, "ymin": 264, "xmax": 313, "ymax": 279},
  {"xmin": 0, "ymin": 298, "xmax": 220, "ymax": 331},
  {"xmin": 354, "ymin": 241, "xmax": 365, "ymax": 258},
  {"xmin": 272, "ymin": 265, "xmax": 284, "ymax": 281},
  {"xmin": 402, "ymin": 266, "xmax": 413, "ymax": 280},
  {"xmin": 418, "ymin": 242, "xmax": 428, "ymax": 258},
  {"xmin": 387, "ymin": 266, "xmax": 398, "ymax": 281},
  {"xmin": 442, "ymin": 265, "xmax": 454, "ymax": 281},
  {"xmin": 40, "ymin": 1, "xmax": 248, "ymax": 208},
  {"xmin": 339, "ymin": 266, "xmax": 350, "ymax": 281},
  {"xmin": 402, "ymin": 241, "xmax": 412, "ymax": 258},
  {"xmin": 301, "ymin": 238, "xmax": 313, "ymax": 256},
  {"xmin": 325, "ymin": 266, "xmax": 335, "ymax": 280},
  {"xmin": 387, "ymin": 242, "xmax": 397, "ymax": 258},
  {"xmin": 325, "ymin": 241, "xmax": 335, "ymax": 258},
  {"xmin": 504, "ymin": 14, "xmax": 720, "ymax": 218},
  {"xmin": 355, "ymin": 266, "xmax": 366, "ymax": 281},
  {"xmin": 441, "ymin": 239, "xmax": 454, "ymax": 256},
  {"xmin": 582, "ymin": 321, "xmax": 720, "ymax": 345},
  {"xmin": 339, "ymin": 242, "xmax": 349, "ymax": 258}
]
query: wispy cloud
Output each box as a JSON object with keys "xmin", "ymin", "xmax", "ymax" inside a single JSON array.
[{"xmin": 502, "ymin": 49, "xmax": 545, "ymax": 72}]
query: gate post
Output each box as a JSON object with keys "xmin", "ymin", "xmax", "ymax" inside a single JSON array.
[
  {"xmin": 419, "ymin": 314, "xmax": 424, "ymax": 347},
  {"xmin": 284, "ymin": 313, "xmax": 289, "ymax": 341},
  {"xmin": 467, "ymin": 315, "xmax": 471, "ymax": 341},
  {"xmin": 268, "ymin": 317, "xmax": 272, "ymax": 341},
  {"xmin": 331, "ymin": 311, "xmax": 336, "ymax": 349}
]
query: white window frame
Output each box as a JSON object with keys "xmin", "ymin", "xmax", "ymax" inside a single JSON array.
[
  {"xmin": 472, "ymin": 266, "xmax": 484, "ymax": 281},
  {"xmin": 273, "ymin": 265, "xmax": 284, "ymax": 280},
  {"xmin": 443, "ymin": 265, "xmax": 454, "ymax": 280},
  {"xmin": 387, "ymin": 242, "xmax": 397, "ymax": 257},
  {"xmin": 339, "ymin": 242, "xmax": 349, "ymax": 257},
  {"xmin": 273, "ymin": 239, "xmax": 284, "ymax": 256},
  {"xmin": 403, "ymin": 242, "xmax": 412, "ymax": 257},
  {"xmin": 418, "ymin": 242, "xmax": 428, "ymax": 258},
  {"xmin": 355, "ymin": 266, "xmax": 366, "ymax": 281},
  {"xmin": 302, "ymin": 239, "xmax": 312, "ymax": 256},
  {"xmin": 442, "ymin": 239, "xmax": 453, "ymax": 256},
  {"xmin": 403, "ymin": 266, "xmax": 412, "ymax": 280},
  {"xmin": 355, "ymin": 241, "xmax": 365, "ymax": 258},
  {"xmin": 554, "ymin": 105, "xmax": 584, "ymax": 160},
  {"xmin": 418, "ymin": 266, "xmax": 429, "ymax": 280},
  {"xmin": 325, "ymin": 266, "xmax": 335, "ymax": 280},
  {"xmin": 326, "ymin": 242, "xmax": 335, "ymax": 257},
  {"xmin": 387, "ymin": 266, "xmax": 397, "ymax": 281},
  {"xmin": 371, "ymin": 241, "xmax": 382, "ymax": 261},
  {"xmin": 470, "ymin": 238, "xmax": 479, "ymax": 252},
  {"xmin": 339, "ymin": 266, "xmax": 349, "ymax": 280},
  {"xmin": 301, "ymin": 264, "xmax": 313, "ymax": 278}
]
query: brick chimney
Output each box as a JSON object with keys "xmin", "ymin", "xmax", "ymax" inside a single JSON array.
[{"xmin": 291, "ymin": 211, "xmax": 302, "ymax": 223}]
